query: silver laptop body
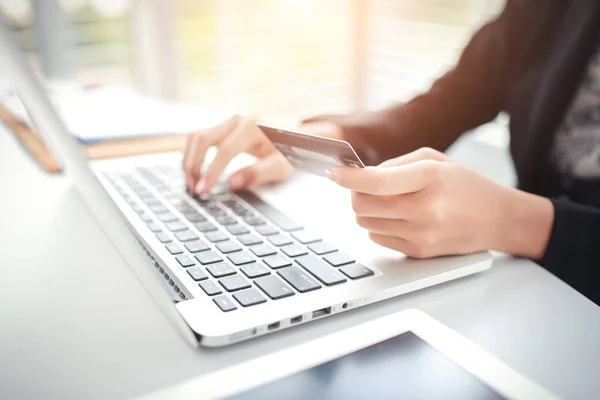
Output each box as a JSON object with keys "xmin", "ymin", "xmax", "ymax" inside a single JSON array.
[{"xmin": 0, "ymin": 14, "xmax": 492, "ymax": 347}]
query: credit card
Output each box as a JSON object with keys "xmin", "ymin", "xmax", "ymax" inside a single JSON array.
[{"xmin": 259, "ymin": 124, "xmax": 365, "ymax": 177}]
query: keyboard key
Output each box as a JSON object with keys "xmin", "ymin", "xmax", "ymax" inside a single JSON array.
[
  {"xmin": 263, "ymin": 254, "xmax": 293, "ymax": 269},
  {"xmin": 222, "ymin": 199, "xmax": 239, "ymax": 208},
  {"xmin": 165, "ymin": 220, "xmax": 188, "ymax": 232},
  {"xmin": 295, "ymin": 255, "xmax": 347, "ymax": 286},
  {"xmin": 181, "ymin": 207, "xmax": 201, "ymax": 216},
  {"xmin": 216, "ymin": 240, "xmax": 242, "ymax": 254},
  {"xmin": 132, "ymin": 204, "xmax": 144, "ymax": 213},
  {"xmin": 157, "ymin": 212, "xmax": 178, "ymax": 223},
  {"xmin": 238, "ymin": 234, "xmax": 262, "ymax": 246},
  {"xmin": 184, "ymin": 240, "xmax": 210, "ymax": 253},
  {"xmin": 194, "ymin": 221, "xmax": 217, "ymax": 232},
  {"xmin": 205, "ymin": 206, "xmax": 226, "ymax": 217},
  {"xmin": 175, "ymin": 230, "xmax": 199, "ymax": 242},
  {"xmin": 236, "ymin": 191, "xmax": 302, "ymax": 231},
  {"xmin": 255, "ymin": 275, "xmax": 295, "ymax": 300},
  {"xmin": 323, "ymin": 252, "xmax": 354, "ymax": 267},
  {"xmin": 142, "ymin": 197, "xmax": 161, "ymax": 206},
  {"xmin": 243, "ymin": 215, "xmax": 265, "ymax": 226},
  {"xmin": 139, "ymin": 213, "xmax": 152, "ymax": 223},
  {"xmin": 226, "ymin": 224, "xmax": 250, "ymax": 235},
  {"xmin": 219, "ymin": 275, "xmax": 251, "ymax": 292},
  {"xmin": 278, "ymin": 266, "xmax": 321, "ymax": 293},
  {"xmin": 165, "ymin": 243, "xmax": 183, "ymax": 255},
  {"xmin": 149, "ymin": 204, "xmax": 168, "ymax": 214},
  {"xmin": 267, "ymin": 234, "xmax": 293, "ymax": 247},
  {"xmin": 199, "ymin": 280, "xmax": 222, "ymax": 296},
  {"xmin": 215, "ymin": 215, "xmax": 237, "ymax": 225},
  {"xmin": 195, "ymin": 251, "xmax": 223, "ymax": 265},
  {"xmin": 204, "ymin": 230, "xmax": 229, "ymax": 243},
  {"xmin": 231, "ymin": 205, "xmax": 252, "ymax": 217},
  {"xmin": 339, "ymin": 263, "xmax": 374, "ymax": 279},
  {"xmin": 233, "ymin": 288, "xmax": 267, "ymax": 307},
  {"xmin": 167, "ymin": 196, "xmax": 186, "ymax": 205},
  {"xmin": 291, "ymin": 230, "xmax": 321, "ymax": 244},
  {"xmin": 206, "ymin": 262, "xmax": 236, "ymax": 278},
  {"xmin": 308, "ymin": 241, "xmax": 337, "ymax": 255},
  {"xmin": 240, "ymin": 264, "xmax": 271, "ymax": 279},
  {"xmin": 281, "ymin": 243, "xmax": 308, "ymax": 257},
  {"xmin": 176, "ymin": 254, "xmax": 195, "ymax": 267},
  {"xmin": 227, "ymin": 251, "xmax": 255, "ymax": 265},
  {"xmin": 147, "ymin": 223, "xmax": 162, "ymax": 233},
  {"xmin": 175, "ymin": 203, "xmax": 193, "ymax": 213},
  {"xmin": 213, "ymin": 295, "xmax": 237, "ymax": 312},
  {"xmin": 255, "ymin": 224, "xmax": 278, "ymax": 236},
  {"xmin": 184, "ymin": 212, "xmax": 206, "ymax": 223},
  {"xmin": 187, "ymin": 266, "xmax": 208, "ymax": 281},
  {"xmin": 156, "ymin": 232, "xmax": 172, "ymax": 243},
  {"xmin": 249, "ymin": 243, "xmax": 277, "ymax": 257}
]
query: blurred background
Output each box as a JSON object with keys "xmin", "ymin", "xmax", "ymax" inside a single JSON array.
[{"xmin": 0, "ymin": 0, "xmax": 514, "ymax": 183}]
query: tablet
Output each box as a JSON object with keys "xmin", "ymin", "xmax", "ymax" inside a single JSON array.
[{"xmin": 142, "ymin": 310, "xmax": 557, "ymax": 400}]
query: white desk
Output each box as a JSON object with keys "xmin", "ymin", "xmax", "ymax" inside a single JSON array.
[{"xmin": 1, "ymin": 127, "xmax": 599, "ymax": 400}]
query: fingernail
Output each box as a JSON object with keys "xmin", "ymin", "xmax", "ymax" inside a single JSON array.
[
  {"xmin": 228, "ymin": 174, "xmax": 245, "ymax": 190},
  {"xmin": 195, "ymin": 178, "xmax": 208, "ymax": 194},
  {"xmin": 325, "ymin": 168, "xmax": 335, "ymax": 181}
]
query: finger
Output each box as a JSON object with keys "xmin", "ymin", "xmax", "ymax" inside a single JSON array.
[
  {"xmin": 355, "ymin": 216, "xmax": 419, "ymax": 240},
  {"xmin": 351, "ymin": 191, "xmax": 422, "ymax": 219},
  {"xmin": 182, "ymin": 133, "xmax": 196, "ymax": 191},
  {"xmin": 379, "ymin": 147, "xmax": 448, "ymax": 168},
  {"xmin": 183, "ymin": 116, "xmax": 239, "ymax": 190},
  {"xmin": 197, "ymin": 120, "xmax": 255, "ymax": 193},
  {"xmin": 228, "ymin": 152, "xmax": 294, "ymax": 190},
  {"xmin": 368, "ymin": 232, "xmax": 434, "ymax": 258},
  {"xmin": 368, "ymin": 232, "xmax": 419, "ymax": 256},
  {"xmin": 328, "ymin": 160, "xmax": 438, "ymax": 195}
]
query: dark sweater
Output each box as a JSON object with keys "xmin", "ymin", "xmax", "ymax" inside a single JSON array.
[{"xmin": 307, "ymin": 0, "xmax": 600, "ymax": 305}]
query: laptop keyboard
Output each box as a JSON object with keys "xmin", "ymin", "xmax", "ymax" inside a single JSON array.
[{"xmin": 102, "ymin": 165, "xmax": 374, "ymax": 312}]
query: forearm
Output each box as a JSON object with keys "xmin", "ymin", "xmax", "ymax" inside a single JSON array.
[{"xmin": 494, "ymin": 187, "xmax": 555, "ymax": 260}]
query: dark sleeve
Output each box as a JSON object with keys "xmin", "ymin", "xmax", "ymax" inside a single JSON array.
[
  {"xmin": 542, "ymin": 199, "xmax": 600, "ymax": 305},
  {"xmin": 304, "ymin": 1, "xmax": 518, "ymax": 165}
]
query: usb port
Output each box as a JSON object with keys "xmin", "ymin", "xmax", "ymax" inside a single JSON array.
[
  {"xmin": 312, "ymin": 307, "xmax": 332, "ymax": 319},
  {"xmin": 267, "ymin": 321, "xmax": 280, "ymax": 331},
  {"xmin": 290, "ymin": 315, "xmax": 303, "ymax": 324}
]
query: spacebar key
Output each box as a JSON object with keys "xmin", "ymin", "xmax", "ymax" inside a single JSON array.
[
  {"xmin": 235, "ymin": 190, "xmax": 302, "ymax": 232},
  {"xmin": 296, "ymin": 255, "xmax": 347, "ymax": 286}
]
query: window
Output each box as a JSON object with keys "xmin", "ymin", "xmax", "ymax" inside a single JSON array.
[
  {"xmin": 0, "ymin": 0, "xmax": 134, "ymax": 86},
  {"xmin": 365, "ymin": 0, "xmax": 505, "ymax": 109},
  {"xmin": 175, "ymin": 0, "xmax": 354, "ymax": 124},
  {"xmin": 1, "ymin": 0, "xmax": 506, "ymax": 122}
]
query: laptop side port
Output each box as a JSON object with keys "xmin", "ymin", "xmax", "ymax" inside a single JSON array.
[
  {"xmin": 312, "ymin": 307, "xmax": 332, "ymax": 319},
  {"xmin": 267, "ymin": 321, "xmax": 281, "ymax": 331},
  {"xmin": 290, "ymin": 315, "xmax": 303, "ymax": 324}
]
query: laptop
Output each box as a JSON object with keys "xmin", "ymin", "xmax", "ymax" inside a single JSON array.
[{"xmin": 0, "ymin": 15, "xmax": 492, "ymax": 347}]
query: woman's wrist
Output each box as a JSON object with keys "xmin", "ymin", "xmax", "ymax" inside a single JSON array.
[{"xmin": 494, "ymin": 187, "xmax": 555, "ymax": 260}]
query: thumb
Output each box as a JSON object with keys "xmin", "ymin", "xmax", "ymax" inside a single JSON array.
[
  {"xmin": 227, "ymin": 152, "xmax": 294, "ymax": 190},
  {"xmin": 379, "ymin": 147, "xmax": 449, "ymax": 168}
]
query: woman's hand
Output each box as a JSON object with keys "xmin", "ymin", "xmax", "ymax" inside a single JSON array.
[
  {"xmin": 326, "ymin": 148, "xmax": 555, "ymax": 259},
  {"xmin": 182, "ymin": 115, "xmax": 343, "ymax": 194}
]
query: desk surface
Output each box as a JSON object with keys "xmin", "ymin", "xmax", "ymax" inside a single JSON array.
[{"xmin": 1, "ymin": 127, "xmax": 600, "ymax": 400}]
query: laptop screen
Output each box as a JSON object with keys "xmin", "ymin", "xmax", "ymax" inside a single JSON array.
[{"xmin": 231, "ymin": 331, "xmax": 507, "ymax": 399}]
